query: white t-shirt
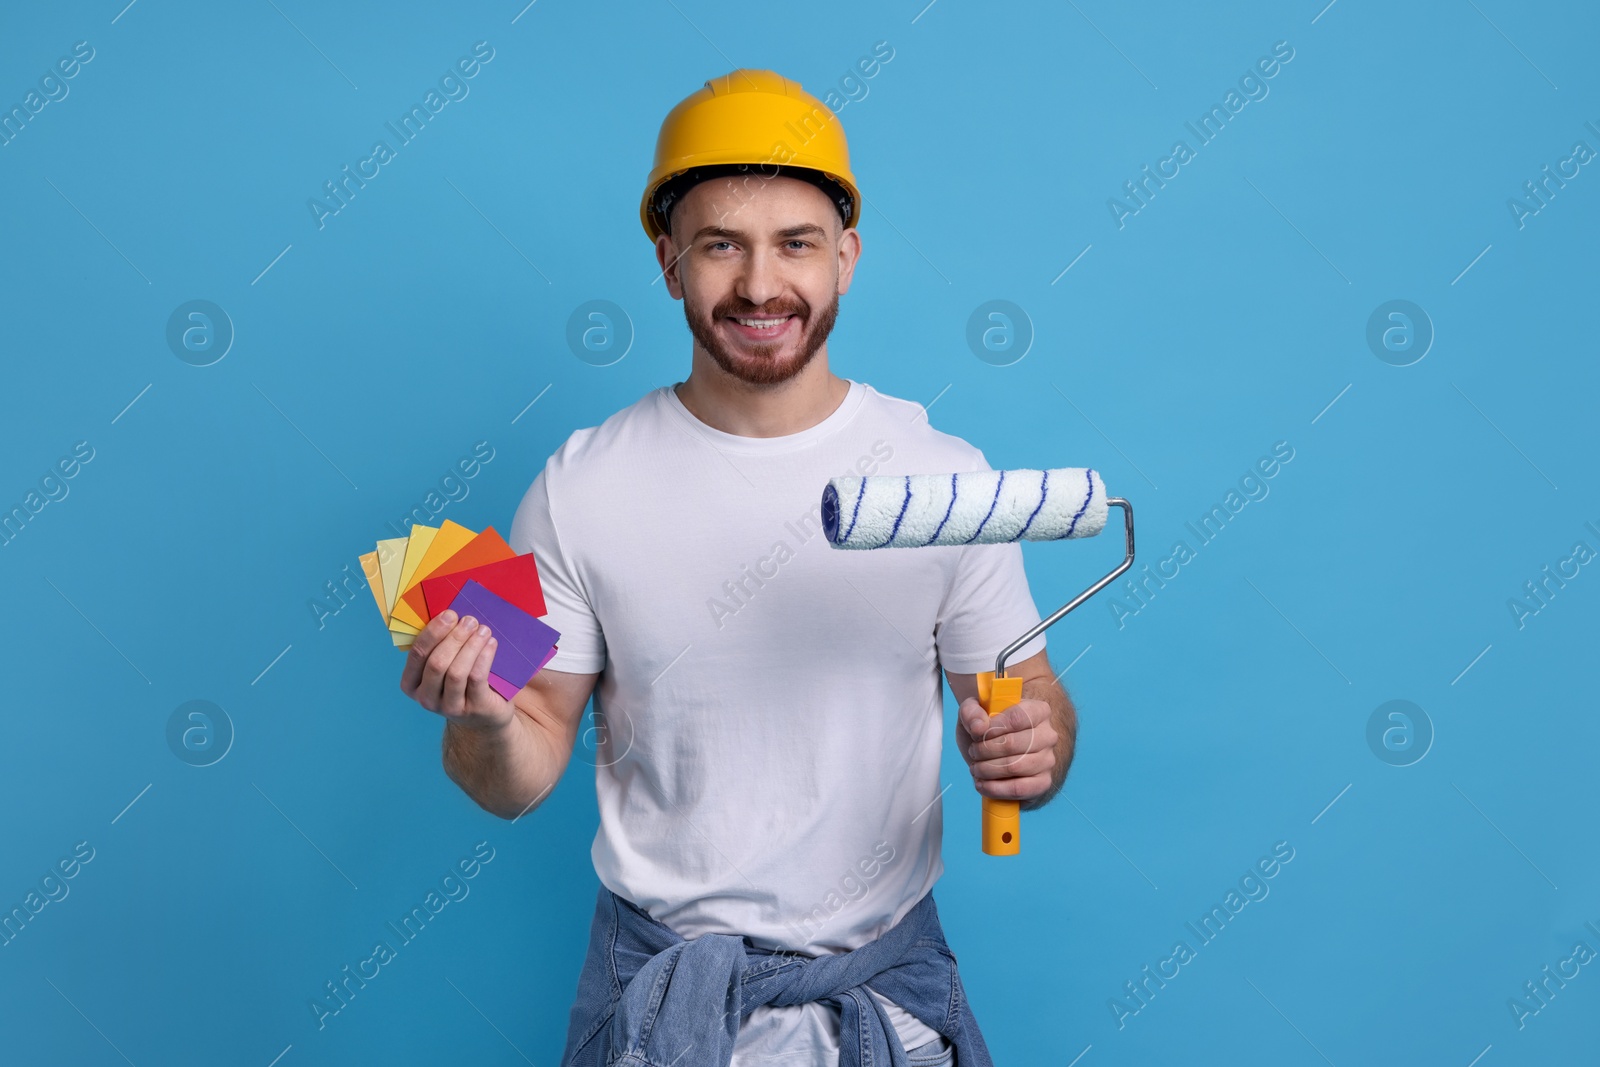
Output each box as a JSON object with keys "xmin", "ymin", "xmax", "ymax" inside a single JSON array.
[{"xmin": 510, "ymin": 378, "xmax": 1046, "ymax": 1065}]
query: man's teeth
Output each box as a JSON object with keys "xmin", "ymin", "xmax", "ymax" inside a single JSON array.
[{"xmin": 733, "ymin": 317, "xmax": 788, "ymax": 329}]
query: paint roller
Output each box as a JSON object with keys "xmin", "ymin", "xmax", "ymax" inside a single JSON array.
[{"xmin": 821, "ymin": 467, "xmax": 1135, "ymax": 856}]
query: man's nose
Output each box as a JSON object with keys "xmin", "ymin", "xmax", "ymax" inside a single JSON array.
[{"xmin": 734, "ymin": 249, "xmax": 784, "ymax": 308}]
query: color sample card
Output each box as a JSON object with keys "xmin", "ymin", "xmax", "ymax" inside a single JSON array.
[
  {"xmin": 391, "ymin": 525, "xmax": 439, "ymax": 637},
  {"xmin": 391, "ymin": 520, "xmax": 477, "ymax": 630},
  {"xmin": 355, "ymin": 523, "xmax": 560, "ymax": 687},
  {"xmin": 487, "ymin": 644, "xmax": 559, "ymax": 701},
  {"xmin": 421, "ymin": 552, "xmax": 546, "ymax": 622},
  {"xmin": 360, "ymin": 551, "xmax": 386, "ymax": 621},
  {"xmin": 446, "ymin": 580, "xmax": 560, "ymax": 692},
  {"xmin": 399, "ymin": 525, "xmax": 515, "ymax": 622},
  {"xmin": 376, "ymin": 537, "xmax": 409, "ymax": 616}
]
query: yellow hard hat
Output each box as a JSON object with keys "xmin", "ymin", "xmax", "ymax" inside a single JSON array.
[{"xmin": 640, "ymin": 68, "xmax": 861, "ymax": 242}]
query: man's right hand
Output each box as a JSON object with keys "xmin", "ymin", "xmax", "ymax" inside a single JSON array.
[{"xmin": 399, "ymin": 609, "xmax": 513, "ymax": 731}]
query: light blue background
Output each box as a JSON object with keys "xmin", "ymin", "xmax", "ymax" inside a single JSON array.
[{"xmin": 2, "ymin": 1, "xmax": 1596, "ymax": 1064}]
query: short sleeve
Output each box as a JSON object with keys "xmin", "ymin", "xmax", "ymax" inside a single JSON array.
[
  {"xmin": 508, "ymin": 464, "xmax": 607, "ymax": 674},
  {"xmin": 933, "ymin": 540, "xmax": 1047, "ymax": 674}
]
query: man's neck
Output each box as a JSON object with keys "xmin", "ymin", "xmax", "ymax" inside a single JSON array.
[{"xmin": 674, "ymin": 351, "xmax": 849, "ymax": 439}]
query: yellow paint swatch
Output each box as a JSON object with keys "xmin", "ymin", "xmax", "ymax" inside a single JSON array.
[
  {"xmin": 376, "ymin": 537, "xmax": 409, "ymax": 617},
  {"xmin": 389, "ymin": 519, "xmax": 478, "ymax": 630},
  {"xmin": 359, "ymin": 551, "xmax": 386, "ymax": 622},
  {"xmin": 389, "ymin": 526, "xmax": 438, "ymax": 630},
  {"xmin": 392, "ymin": 630, "xmax": 416, "ymax": 649}
]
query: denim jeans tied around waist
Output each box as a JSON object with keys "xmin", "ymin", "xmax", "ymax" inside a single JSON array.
[{"xmin": 561, "ymin": 885, "xmax": 995, "ymax": 1067}]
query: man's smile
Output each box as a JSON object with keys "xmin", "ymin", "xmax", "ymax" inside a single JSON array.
[{"xmin": 724, "ymin": 313, "xmax": 798, "ymax": 343}]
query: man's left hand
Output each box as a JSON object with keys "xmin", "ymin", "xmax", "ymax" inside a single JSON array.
[{"xmin": 956, "ymin": 697, "xmax": 1057, "ymax": 803}]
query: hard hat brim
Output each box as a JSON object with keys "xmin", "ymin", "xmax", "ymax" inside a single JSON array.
[{"xmin": 642, "ymin": 163, "xmax": 859, "ymax": 242}]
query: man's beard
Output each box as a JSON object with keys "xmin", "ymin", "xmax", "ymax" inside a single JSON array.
[{"xmin": 684, "ymin": 290, "xmax": 840, "ymax": 387}]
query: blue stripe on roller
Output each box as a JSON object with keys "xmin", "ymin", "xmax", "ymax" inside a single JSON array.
[
  {"xmin": 961, "ymin": 469, "xmax": 1006, "ymax": 544},
  {"xmin": 1061, "ymin": 469, "xmax": 1095, "ymax": 538},
  {"xmin": 840, "ymin": 479, "xmax": 866, "ymax": 544},
  {"xmin": 924, "ymin": 473, "xmax": 959, "ymax": 546},
  {"xmin": 879, "ymin": 475, "xmax": 914, "ymax": 547},
  {"xmin": 821, "ymin": 483, "xmax": 841, "ymax": 543},
  {"xmin": 1014, "ymin": 468, "xmax": 1049, "ymax": 542}
]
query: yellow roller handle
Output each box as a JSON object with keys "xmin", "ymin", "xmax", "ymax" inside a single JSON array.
[{"xmin": 974, "ymin": 671, "xmax": 1025, "ymax": 856}]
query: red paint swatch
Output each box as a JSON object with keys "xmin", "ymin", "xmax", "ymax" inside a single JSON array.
[{"xmin": 421, "ymin": 552, "xmax": 547, "ymax": 622}]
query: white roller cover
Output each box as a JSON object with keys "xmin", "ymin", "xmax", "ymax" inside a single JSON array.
[{"xmin": 822, "ymin": 468, "xmax": 1107, "ymax": 549}]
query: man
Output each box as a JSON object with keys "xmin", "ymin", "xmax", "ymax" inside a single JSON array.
[{"xmin": 399, "ymin": 69, "xmax": 1077, "ymax": 1066}]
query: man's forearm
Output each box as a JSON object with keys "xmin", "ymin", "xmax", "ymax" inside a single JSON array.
[
  {"xmin": 441, "ymin": 711, "xmax": 563, "ymax": 820},
  {"xmin": 1019, "ymin": 676, "xmax": 1076, "ymax": 812}
]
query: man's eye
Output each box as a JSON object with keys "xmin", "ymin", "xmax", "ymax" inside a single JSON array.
[
  {"xmin": 708, "ymin": 241, "xmax": 733, "ymax": 251},
  {"xmin": 787, "ymin": 241, "xmax": 810, "ymax": 250}
]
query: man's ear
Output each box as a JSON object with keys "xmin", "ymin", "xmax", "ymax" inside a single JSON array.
[
  {"xmin": 656, "ymin": 233, "xmax": 687, "ymax": 299},
  {"xmin": 835, "ymin": 225, "xmax": 862, "ymax": 297}
]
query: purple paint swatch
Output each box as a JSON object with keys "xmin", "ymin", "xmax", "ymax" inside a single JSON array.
[
  {"xmin": 447, "ymin": 580, "xmax": 560, "ymax": 695},
  {"xmin": 487, "ymin": 645, "xmax": 558, "ymax": 700}
]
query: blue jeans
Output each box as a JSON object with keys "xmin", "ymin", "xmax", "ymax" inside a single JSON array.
[
  {"xmin": 906, "ymin": 1034, "xmax": 956, "ymax": 1066},
  {"xmin": 561, "ymin": 885, "xmax": 994, "ymax": 1067}
]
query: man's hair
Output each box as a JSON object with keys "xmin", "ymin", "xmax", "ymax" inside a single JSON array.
[{"xmin": 654, "ymin": 164, "xmax": 854, "ymax": 239}]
